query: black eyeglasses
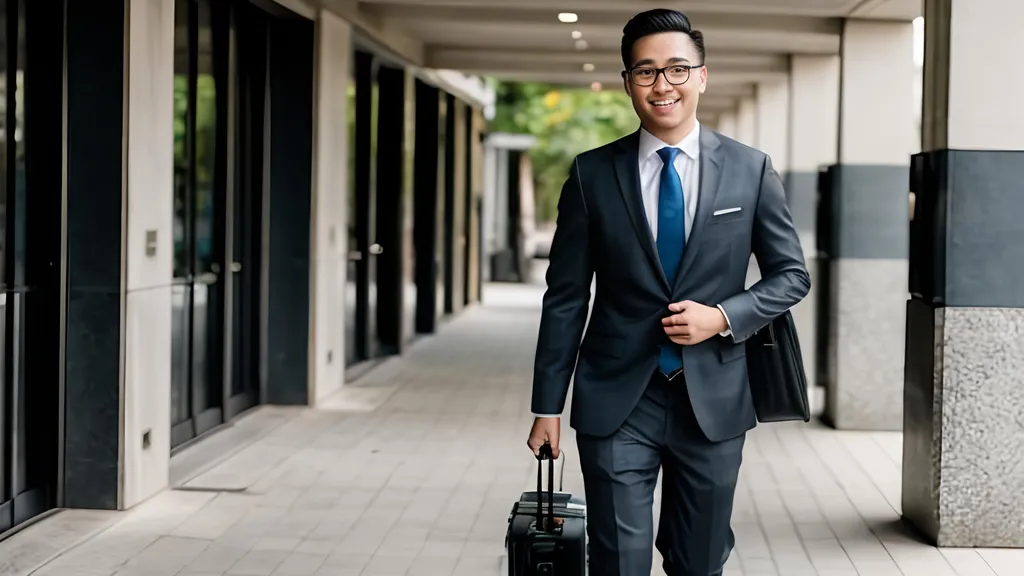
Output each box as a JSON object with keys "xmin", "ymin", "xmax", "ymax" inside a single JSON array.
[{"xmin": 625, "ymin": 63, "xmax": 704, "ymax": 87}]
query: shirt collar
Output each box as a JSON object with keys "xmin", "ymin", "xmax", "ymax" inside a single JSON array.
[{"xmin": 638, "ymin": 121, "xmax": 701, "ymax": 163}]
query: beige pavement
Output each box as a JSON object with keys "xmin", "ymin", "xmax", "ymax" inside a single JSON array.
[{"xmin": 2, "ymin": 276, "xmax": 1022, "ymax": 576}]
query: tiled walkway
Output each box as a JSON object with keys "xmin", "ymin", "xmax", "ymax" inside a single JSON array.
[{"xmin": 4, "ymin": 278, "xmax": 1024, "ymax": 576}]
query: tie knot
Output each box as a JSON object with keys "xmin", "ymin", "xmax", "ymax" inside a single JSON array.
[{"xmin": 657, "ymin": 146, "xmax": 681, "ymax": 164}]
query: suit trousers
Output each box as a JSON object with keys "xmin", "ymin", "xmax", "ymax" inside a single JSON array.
[{"xmin": 576, "ymin": 373, "xmax": 746, "ymax": 576}]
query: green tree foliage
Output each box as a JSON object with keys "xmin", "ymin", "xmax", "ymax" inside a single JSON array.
[{"xmin": 489, "ymin": 81, "xmax": 638, "ymax": 222}]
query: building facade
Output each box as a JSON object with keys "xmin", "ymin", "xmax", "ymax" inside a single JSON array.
[{"xmin": 0, "ymin": 0, "xmax": 491, "ymax": 535}]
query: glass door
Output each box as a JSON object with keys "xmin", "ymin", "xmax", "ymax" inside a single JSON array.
[
  {"xmin": 1, "ymin": 0, "xmax": 62, "ymax": 534},
  {"xmin": 172, "ymin": 0, "xmax": 266, "ymax": 449},
  {"xmin": 171, "ymin": 0, "xmax": 229, "ymax": 448},
  {"xmin": 345, "ymin": 58, "xmax": 358, "ymax": 366},
  {"xmin": 345, "ymin": 48, "xmax": 383, "ymax": 371}
]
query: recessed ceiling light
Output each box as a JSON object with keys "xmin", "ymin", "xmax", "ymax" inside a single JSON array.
[
  {"xmin": 558, "ymin": 12, "xmax": 578, "ymax": 23},
  {"xmin": 575, "ymin": 39, "xmax": 589, "ymax": 50},
  {"xmin": 571, "ymin": 30, "xmax": 583, "ymax": 39},
  {"xmin": 582, "ymin": 63, "xmax": 595, "ymax": 72}
]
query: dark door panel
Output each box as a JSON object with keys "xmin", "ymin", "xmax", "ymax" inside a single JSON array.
[{"xmin": 346, "ymin": 48, "xmax": 385, "ymax": 372}]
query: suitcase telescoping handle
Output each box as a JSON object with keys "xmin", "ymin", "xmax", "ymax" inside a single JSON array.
[{"xmin": 535, "ymin": 442, "xmax": 565, "ymax": 532}]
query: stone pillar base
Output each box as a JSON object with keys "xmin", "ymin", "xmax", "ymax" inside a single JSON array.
[
  {"xmin": 903, "ymin": 302, "xmax": 1024, "ymax": 547},
  {"xmin": 819, "ymin": 164, "xmax": 908, "ymax": 431},
  {"xmin": 822, "ymin": 258, "xmax": 907, "ymax": 430}
]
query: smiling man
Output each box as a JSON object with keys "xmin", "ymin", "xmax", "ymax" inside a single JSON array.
[{"xmin": 526, "ymin": 8, "xmax": 811, "ymax": 576}]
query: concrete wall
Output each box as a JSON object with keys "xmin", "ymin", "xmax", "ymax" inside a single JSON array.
[
  {"xmin": 122, "ymin": 0, "xmax": 175, "ymax": 509},
  {"xmin": 756, "ymin": 76, "xmax": 790, "ymax": 173},
  {"xmin": 310, "ymin": 11, "xmax": 351, "ymax": 403}
]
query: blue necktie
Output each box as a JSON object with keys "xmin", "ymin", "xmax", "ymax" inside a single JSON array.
[{"xmin": 656, "ymin": 147, "xmax": 685, "ymax": 377}]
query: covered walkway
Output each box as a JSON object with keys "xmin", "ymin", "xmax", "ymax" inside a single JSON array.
[{"xmin": 3, "ymin": 272, "xmax": 1023, "ymax": 576}]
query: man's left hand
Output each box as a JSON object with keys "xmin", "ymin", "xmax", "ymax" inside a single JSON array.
[{"xmin": 662, "ymin": 300, "xmax": 728, "ymax": 346}]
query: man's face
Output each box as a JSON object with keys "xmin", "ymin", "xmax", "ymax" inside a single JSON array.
[{"xmin": 623, "ymin": 32, "xmax": 706, "ymax": 136}]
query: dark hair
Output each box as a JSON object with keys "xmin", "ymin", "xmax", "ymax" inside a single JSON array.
[{"xmin": 620, "ymin": 9, "xmax": 706, "ymax": 71}]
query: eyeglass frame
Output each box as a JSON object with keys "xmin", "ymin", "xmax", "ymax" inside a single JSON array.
[{"xmin": 623, "ymin": 62, "xmax": 705, "ymax": 87}]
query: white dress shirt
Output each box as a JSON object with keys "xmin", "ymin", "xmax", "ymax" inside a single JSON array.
[
  {"xmin": 638, "ymin": 123, "xmax": 733, "ymax": 334},
  {"xmin": 533, "ymin": 122, "xmax": 732, "ymax": 418}
]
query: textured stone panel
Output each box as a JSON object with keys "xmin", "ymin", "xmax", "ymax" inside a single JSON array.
[
  {"xmin": 824, "ymin": 258, "xmax": 908, "ymax": 430},
  {"xmin": 936, "ymin": 307, "xmax": 1024, "ymax": 547}
]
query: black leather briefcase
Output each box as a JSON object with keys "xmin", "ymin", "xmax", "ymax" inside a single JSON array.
[{"xmin": 745, "ymin": 310, "xmax": 811, "ymax": 422}]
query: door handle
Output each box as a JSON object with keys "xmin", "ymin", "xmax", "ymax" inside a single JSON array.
[
  {"xmin": 197, "ymin": 272, "xmax": 218, "ymax": 284},
  {"xmin": 348, "ymin": 251, "xmax": 363, "ymax": 261}
]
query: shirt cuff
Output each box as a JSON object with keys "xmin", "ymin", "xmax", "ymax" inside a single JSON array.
[
  {"xmin": 716, "ymin": 304, "xmax": 733, "ymax": 337},
  {"xmin": 533, "ymin": 414, "xmax": 560, "ymax": 418}
]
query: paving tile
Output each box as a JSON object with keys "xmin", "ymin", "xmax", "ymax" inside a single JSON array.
[{"xmin": 270, "ymin": 552, "xmax": 326, "ymax": 575}]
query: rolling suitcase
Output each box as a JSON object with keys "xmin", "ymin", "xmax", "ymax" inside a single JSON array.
[{"xmin": 505, "ymin": 443, "xmax": 587, "ymax": 575}]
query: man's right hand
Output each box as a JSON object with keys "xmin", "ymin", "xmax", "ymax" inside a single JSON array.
[{"xmin": 527, "ymin": 417, "xmax": 561, "ymax": 458}]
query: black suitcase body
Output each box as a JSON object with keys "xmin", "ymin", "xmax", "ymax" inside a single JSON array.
[{"xmin": 505, "ymin": 444, "xmax": 587, "ymax": 575}]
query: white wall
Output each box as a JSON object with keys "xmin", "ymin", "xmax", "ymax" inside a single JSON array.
[
  {"xmin": 717, "ymin": 112, "xmax": 737, "ymax": 139},
  {"xmin": 310, "ymin": 10, "xmax": 351, "ymax": 403},
  {"xmin": 756, "ymin": 76, "xmax": 790, "ymax": 171},
  {"xmin": 790, "ymin": 55, "xmax": 840, "ymax": 173},
  {"xmin": 122, "ymin": 0, "xmax": 175, "ymax": 509},
  {"xmin": 939, "ymin": 0, "xmax": 1024, "ymax": 150},
  {"xmin": 736, "ymin": 96, "xmax": 757, "ymax": 147},
  {"xmin": 840, "ymin": 20, "xmax": 916, "ymax": 164}
]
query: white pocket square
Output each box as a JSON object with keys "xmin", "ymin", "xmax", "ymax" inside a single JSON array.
[{"xmin": 713, "ymin": 207, "xmax": 742, "ymax": 216}]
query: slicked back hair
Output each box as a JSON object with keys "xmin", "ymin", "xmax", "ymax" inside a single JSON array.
[{"xmin": 620, "ymin": 9, "xmax": 706, "ymax": 71}]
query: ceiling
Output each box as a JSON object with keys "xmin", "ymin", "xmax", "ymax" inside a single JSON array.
[{"xmin": 337, "ymin": 0, "xmax": 921, "ymax": 124}]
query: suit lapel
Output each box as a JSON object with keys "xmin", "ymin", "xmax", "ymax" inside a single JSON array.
[
  {"xmin": 613, "ymin": 130, "xmax": 670, "ymax": 292},
  {"xmin": 673, "ymin": 127, "xmax": 724, "ymax": 291}
]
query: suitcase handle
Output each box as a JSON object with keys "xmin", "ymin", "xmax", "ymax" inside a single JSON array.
[{"xmin": 535, "ymin": 442, "xmax": 565, "ymax": 531}]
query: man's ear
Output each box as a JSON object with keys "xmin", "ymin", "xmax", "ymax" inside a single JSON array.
[
  {"xmin": 698, "ymin": 66, "xmax": 707, "ymax": 94},
  {"xmin": 622, "ymin": 72, "xmax": 631, "ymax": 96}
]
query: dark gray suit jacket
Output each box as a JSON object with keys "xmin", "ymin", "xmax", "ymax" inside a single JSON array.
[{"xmin": 532, "ymin": 127, "xmax": 810, "ymax": 442}]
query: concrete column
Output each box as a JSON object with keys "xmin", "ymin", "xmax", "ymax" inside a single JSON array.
[
  {"xmin": 821, "ymin": 19, "xmax": 915, "ymax": 431},
  {"xmin": 755, "ymin": 76, "xmax": 789, "ymax": 174},
  {"xmin": 466, "ymin": 107, "xmax": 486, "ymax": 304},
  {"xmin": 121, "ymin": 0, "xmax": 176, "ymax": 509},
  {"xmin": 902, "ymin": 0, "xmax": 1024, "ymax": 548},
  {"xmin": 717, "ymin": 111, "xmax": 737, "ymax": 139},
  {"xmin": 786, "ymin": 55, "xmax": 839, "ymax": 396},
  {"xmin": 736, "ymin": 96, "xmax": 756, "ymax": 146},
  {"xmin": 310, "ymin": 10, "xmax": 350, "ymax": 402},
  {"xmin": 62, "ymin": 0, "xmax": 175, "ymax": 511}
]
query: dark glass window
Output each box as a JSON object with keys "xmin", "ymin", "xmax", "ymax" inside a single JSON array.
[{"xmin": 1, "ymin": 0, "xmax": 63, "ymax": 534}]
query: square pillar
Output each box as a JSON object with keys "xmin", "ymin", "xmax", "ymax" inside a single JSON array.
[
  {"xmin": 310, "ymin": 10, "xmax": 350, "ymax": 401},
  {"xmin": 64, "ymin": 0, "xmax": 178, "ymax": 510},
  {"xmin": 736, "ymin": 96, "xmax": 756, "ymax": 147},
  {"xmin": 821, "ymin": 19, "xmax": 916, "ymax": 430},
  {"xmin": 787, "ymin": 55, "xmax": 840, "ymax": 395},
  {"xmin": 755, "ymin": 76, "xmax": 789, "ymax": 175},
  {"xmin": 717, "ymin": 111, "xmax": 737, "ymax": 139},
  {"xmin": 902, "ymin": 0, "xmax": 1024, "ymax": 547}
]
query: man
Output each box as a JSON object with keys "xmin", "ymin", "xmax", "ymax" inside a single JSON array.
[{"xmin": 526, "ymin": 8, "xmax": 811, "ymax": 576}]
